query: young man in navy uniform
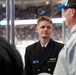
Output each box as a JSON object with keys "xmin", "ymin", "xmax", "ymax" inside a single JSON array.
[{"xmin": 24, "ymin": 16, "xmax": 64, "ymax": 75}]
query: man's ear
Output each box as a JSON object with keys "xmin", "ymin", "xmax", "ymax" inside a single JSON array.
[
  {"xmin": 52, "ymin": 28, "xmax": 54, "ymax": 33},
  {"xmin": 71, "ymin": 9, "xmax": 76, "ymax": 17},
  {"xmin": 35, "ymin": 27, "xmax": 38, "ymax": 33}
]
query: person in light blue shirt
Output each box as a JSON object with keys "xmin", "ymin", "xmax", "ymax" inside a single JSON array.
[{"xmin": 53, "ymin": 0, "xmax": 76, "ymax": 75}]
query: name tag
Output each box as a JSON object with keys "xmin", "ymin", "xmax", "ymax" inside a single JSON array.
[{"xmin": 33, "ymin": 60, "xmax": 39, "ymax": 64}]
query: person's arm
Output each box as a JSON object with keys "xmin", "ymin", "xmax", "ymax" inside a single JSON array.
[{"xmin": 53, "ymin": 49, "xmax": 69, "ymax": 75}]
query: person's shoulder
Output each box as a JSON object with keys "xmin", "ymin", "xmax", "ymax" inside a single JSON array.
[
  {"xmin": 0, "ymin": 37, "xmax": 14, "ymax": 49},
  {"xmin": 0, "ymin": 37, "xmax": 9, "ymax": 47},
  {"xmin": 0, "ymin": 37, "xmax": 20, "ymax": 56},
  {"xmin": 26, "ymin": 41, "xmax": 39, "ymax": 49},
  {"xmin": 0, "ymin": 37, "xmax": 7, "ymax": 43},
  {"xmin": 0, "ymin": 37, "xmax": 23, "ymax": 75},
  {"xmin": 25, "ymin": 41, "xmax": 39, "ymax": 54},
  {"xmin": 53, "ymin": 40, "xmax": 64, "ymax": 46}
]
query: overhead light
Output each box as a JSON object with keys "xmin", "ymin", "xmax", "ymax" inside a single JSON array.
[
  {"xmin": 3, "ymin": 4, "xmax": 6, "ymax": 7},
  {"xmin": 58, "ymin": 0, "xmax": 62, "ymax": 4},
  {"xmin": 45, "ymin": 1, "xmax": 49, "ymax": 5}
]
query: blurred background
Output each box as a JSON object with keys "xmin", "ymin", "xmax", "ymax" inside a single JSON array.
[{"xmin": 0, "ymin": 0, "xmax": 70, "ymax": 64}]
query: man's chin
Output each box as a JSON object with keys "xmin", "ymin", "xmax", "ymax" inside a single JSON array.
[{"xmin": 42, "ymin": 37, "xmax": 49, "ymax": 39}]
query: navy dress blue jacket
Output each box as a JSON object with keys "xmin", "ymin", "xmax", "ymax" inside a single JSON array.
[{"xmin": 24, "ymin": 39, "xmax": 64, "ymax": 75}]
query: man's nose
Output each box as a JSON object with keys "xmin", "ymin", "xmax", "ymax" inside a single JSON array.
[{"xmin": 44, "ymin": 27, "xmax": 48, "ymax": 30}]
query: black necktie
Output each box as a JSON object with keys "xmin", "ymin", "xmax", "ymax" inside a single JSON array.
[{"xmin": 42, "ymin": 46, "xmax": 46, "ymax": 50}]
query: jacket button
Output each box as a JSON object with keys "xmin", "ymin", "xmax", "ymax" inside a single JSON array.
[
  {"xmin": 38, "ymin": 69, "xmax": 40, "ymax": 71},
  {"xmin": 48, "ymin": 68, "xmax": 51, "ymax": 71}
]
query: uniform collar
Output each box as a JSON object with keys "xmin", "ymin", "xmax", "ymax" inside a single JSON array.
[{"xmin": 41, "ymin": 40, "xmax": 49, "ymax": 47}]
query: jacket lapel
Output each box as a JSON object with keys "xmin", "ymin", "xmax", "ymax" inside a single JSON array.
[
  {"xmin": 32, "ymin": 41, "xmax": 43, "ymax": 59},
  {"xmin": 38, "ymin": 39, "xmax": 55, "ymax": 68}
]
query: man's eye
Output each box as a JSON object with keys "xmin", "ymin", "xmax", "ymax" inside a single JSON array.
[
  {"xmin": 41, "ymin": 26, "xmax": 45, "ymax": 29},
  {"xmin": 47, "ymin": 26, "xmax": 51, "ymax": 29},
  {"xmin": 40, "ymin": 26, "xmax": 51, "ymax": 29}
]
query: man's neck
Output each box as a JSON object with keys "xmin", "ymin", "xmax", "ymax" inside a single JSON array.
[{"xmin": 40, "ymin": 38, "xmax": 50, "ymax": 45}]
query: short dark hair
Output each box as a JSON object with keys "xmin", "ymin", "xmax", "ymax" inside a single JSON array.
[{"xmin": 37, "ymin": 16, "xmax": 53, "ymax": 25}]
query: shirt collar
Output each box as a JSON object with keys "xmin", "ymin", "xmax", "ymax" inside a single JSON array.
[{"xmin": 41, "ymin": 41, "xmax": 49, "ymax": 47}]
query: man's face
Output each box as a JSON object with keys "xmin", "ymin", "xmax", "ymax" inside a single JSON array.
[{"xmin": 35, "ymin": 21, "xmax": 54, "ymax": 39}]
